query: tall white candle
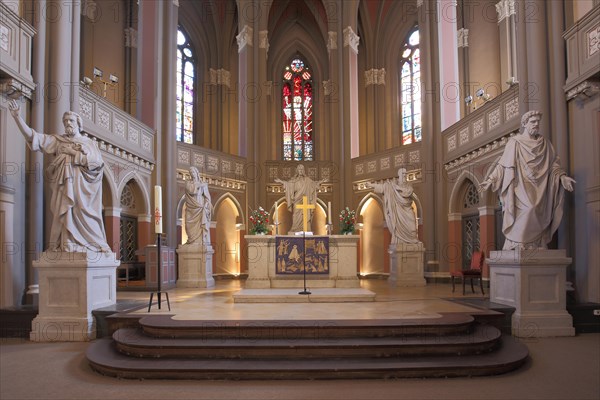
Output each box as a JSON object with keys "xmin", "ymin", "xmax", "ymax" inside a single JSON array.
[
  {"xmin": 274, "ymin": 201, "xmax": 278, "ymax": 224},
  {"xmin": 154, "ymin": 185, "xmax": 163, "ymax": 234},
  {"xmin": 327, "ymin": 201, "xmax": 332, "ymax": 224}
]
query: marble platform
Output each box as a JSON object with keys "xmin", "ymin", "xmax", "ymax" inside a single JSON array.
[{"xmin": 232, "ymin": 288, "xmax": 376, "ymax": 303}]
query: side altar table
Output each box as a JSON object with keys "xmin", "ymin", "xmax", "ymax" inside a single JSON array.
[{"xmin": 245, "ymin": 235, "xmax": 360, "ymax": 289}]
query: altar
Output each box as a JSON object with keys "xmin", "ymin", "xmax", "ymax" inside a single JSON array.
[{"xmin": 245, "ymin": 235, "xmax": 360, "ymax": 289}]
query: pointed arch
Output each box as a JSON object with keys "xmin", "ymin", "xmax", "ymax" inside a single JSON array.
[
  {"xmin": 117, "ymin": 170, "xmax": 151, "ymax": 215},
  {"xmin": 213, "ymin": 193, "xmax": 244, "ymax": 223},
  {"xmin": 448, "ymin": 169, "xmax": 482, "ymax": 214}
]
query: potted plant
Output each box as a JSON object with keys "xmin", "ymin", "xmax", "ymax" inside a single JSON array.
[
  {"xmin": 339, "ymin": 207, "xmax": 356, "ymax": 235},
  {"xmin": 249, "ymin": 206, "xmax": 270, "ymax": 235}
]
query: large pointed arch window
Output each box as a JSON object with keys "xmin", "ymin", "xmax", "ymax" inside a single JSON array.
[
  {"xmin": 282, "ymin": 57, "xmax": 313, "ymax": 161},
  {"xmin": 176, "ymin": 27, "xmax": 195, "ymax": 144},
  {"xmin": 400, "ymin": 28, "xmax": 421, "ymax": 145}
]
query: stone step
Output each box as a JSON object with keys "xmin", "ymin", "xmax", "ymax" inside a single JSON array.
[
  {"xmin": 87, "ymin": 335, "xmax": 528, "ymax": 380},
  {"xmin": 113, "ymin": 324, "xmax": 501, "ymax": 359},
  {"xmin": 138, "ymin": 314, "xmax": 476, "ymax": 339}
]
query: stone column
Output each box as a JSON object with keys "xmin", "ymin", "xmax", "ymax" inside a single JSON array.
[
  {"xmin": 437, "ymin": 0, "xmax": 460, "ymax": 130},
  {"xmin": 478, "ymin": 206, "xmax": 496, "ymax": 278},
  {"xmin": 103, "ymin": 207, "xmax": 122, "ymax": 258},
  {"xmin": 447, "ymin": 212, "xmax": 462, "ymax": 273},
  {"xmin": 488, "ymin": 249, "xmax": 575, "ymax": 337},
  {"xmin": 495, "ymin": 0, "xmax": 518, "ymax": 92}
]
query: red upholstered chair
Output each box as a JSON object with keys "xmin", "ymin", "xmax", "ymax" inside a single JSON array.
[{"xmin": 451, "ymin": 251, "xmax": 485, "ymax": 295}]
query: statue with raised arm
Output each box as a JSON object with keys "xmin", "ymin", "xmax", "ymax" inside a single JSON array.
[
  {"xmin": 368, "ymin": 168, "xmax": 420, "ymax": 244},
  {"xmin": 479, "ymin": 110, "xmax": 575, "ymax": 250},
  {"xmin": 275, "ymin": 164, "xmax": 325, "ymax": 232},
  {"xmin": 8, "ymin": 99, "xmax": 110, "ymax": 253},
  {"xmin": 184, "ymin": 166, "xmax": 212, "ymax": 245}
]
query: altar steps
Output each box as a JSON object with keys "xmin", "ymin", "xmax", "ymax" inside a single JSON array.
[{"xmin": 86, "ymin": 314, "xmax": 529, "ymax": 380}]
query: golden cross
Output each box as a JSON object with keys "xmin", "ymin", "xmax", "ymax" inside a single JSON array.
[{"xmin": 296, "ymin": 195, "xmax": 315, "ymax": 232}]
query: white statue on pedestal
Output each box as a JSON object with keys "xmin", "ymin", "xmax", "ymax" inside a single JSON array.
[
  {"xmin": 184, "ymin": 166, "xmax": 211, "ymax": 245},
  {"xmin": 8, "ymin": 99, "xmax": 110, "ymax": 253},
  {"xmin": 275, "ymin": 164, "xmax": 325, "ymax": 232},
  {"xmin": 479, "ymin": 110, "xmax": 575, "ymax": 250},
  {"xmin": 368, "ymin": 168, "xmax": 420, "ymax": 244}
]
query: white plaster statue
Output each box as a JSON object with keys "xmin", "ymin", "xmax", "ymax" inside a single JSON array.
[
  {"xmin": 275, "ymin": 164, "xmax": 325, "ymax": 232},
  {"xmin": 184, "ymin": 166, "xmax": 212, "ymax": 245},
  {"xmin": 368, "ymin": 168, "xmax": 419, "ymax": 244},
  {"xmin": 479, "ymin": 110, "xmax": 575, "ymax": 250},
  {"xmin": 8, "ymin": 99, "xmax": 110, "ymax": 253}
]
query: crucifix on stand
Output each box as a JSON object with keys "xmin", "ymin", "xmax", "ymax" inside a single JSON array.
[
  {"xmin": 296, "ymin": 196, "xmax": 315, "ymax": 295},
  {"xmin": 148, "ymin": 186, "xmax": 171, "ymax": 312}
]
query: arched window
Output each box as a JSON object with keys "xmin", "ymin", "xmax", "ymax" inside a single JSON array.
[
  {"xmin": 176, "ymin": 27, "xmax": 195, "ymax": 144},
  {"xmin": 400, "ymin": 27, "xmax": 421, "ymax": 145},
  {"xmin": 282, "ymin": 57, "xmax": 313, "ymax": 161}
]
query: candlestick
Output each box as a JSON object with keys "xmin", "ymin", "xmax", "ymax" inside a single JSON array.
[
  {"xmin": 154, "ymin": 185, "xmax": 163, "ymax": 234},
  {"xmin": 327, "ymin": 201, "xmax": 332, "ymax": 225}
]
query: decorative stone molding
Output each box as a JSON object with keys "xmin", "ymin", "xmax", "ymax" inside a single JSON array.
[
  {"xmin": 444, "ymin": 132, "xmax": 516, "ymax": 170},
  {"xmin": 417, "ymin": 0, "xmax": 423, "ymax": 7},
  {"xmin": 566, "ymin": 80, "xmax": 600, "ymax": 101},
  {"xmin": 327, "ymin": 31, "xmax": 337, "ymax": 55},
  {"xmin": 588, "ymin": 25, "xmax": 599, "ymax": 57},
  {"xmin": 504, "ymin": 97, "xmax": 519, "ymax": 120},
  {"xmin": 124, "ymin": 27, "xmax": 137, "ymax": 48},
  {"xmin": 343, "ymin": 27, "xmax": 359, "ymax": 53},
  {"xmin": 259, "ymin": 30, "xmax": 269, "ymax": 56},
  {"xmin": 323, "ymin": 80, "xmax": 333, "ymax": 96},
  {"xmin": 457, "ymin": 28, "xmax": 469, "ymax": 48},
  {"xmin": 209, "ymin": 68, "xmax": 231, "ymax": 88},
  {"xmin": 365, "ymin": 69, "xmax": 386, "ymax": 86},
  {"xmin": 85, "ymin": 133, "xmax": 154, "ymax": 171},
  {"xmin": 356, "ymin": 169, "xmax": 422, "ymax": 192},
  {"xmin": 177, "ymin": 169, "xmax": 246, "ymax": 192},
  {"xmin": 0, "ymin": 24, "xmax": 8, "ymax": 52},
  {"xmin": 447, "ymin": 135, "xmax": 457, "ymax": 152},
  {"xmin": 495, "ymin": 0, "xmax": 516, "ymax": 23},
  {"xmin": 237, "ymin": 25, "xmax": 253, "ymax": 52},
  {"xmin": 0, "ymin": 78, "xmax": 33, "ymax": 99}
]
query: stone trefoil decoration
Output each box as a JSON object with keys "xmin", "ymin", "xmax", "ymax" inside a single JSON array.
[{"xmin": 479, "ymin": 110, "xmax": 575, "ymax": 250}]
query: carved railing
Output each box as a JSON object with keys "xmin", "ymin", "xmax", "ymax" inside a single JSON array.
[
  {"xmin": 564, "ymin": 5, "xmax": 600, "ymax": 100},
  {"xmin": 442, "ymin": 85, "xmax": 519, "ymax": 166},
  {"xmin": 176, "ymin": 143, "xmax": 248, "ymax": 192},
  {"xmin": 350, "ymin": 142, "xmax": 423, "ymax": 185},
  {"xmin": 264, "ymin": 161, "xmax": 337, "ymax": 194},
  {"xmin": 79, "ymin": 88, "xmax": 155, "ymax": 170},
  {"xmin": 0, "ymin": 2, "xmax": 36, "ymax": 98}
]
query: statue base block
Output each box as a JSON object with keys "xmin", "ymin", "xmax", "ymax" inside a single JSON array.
[
  {"xmin": 30, "ymin": 251, "xmax": 119, "ymax": 342},
  {"xmin": 176, "ymin": 244, "xmax": 215, "ymax": 288},
  {"xmin": 488, "ymin": 249, "xmax": 575, "ymax": 338},
  {"xmin": 388, "ymin": 242, "xmax": 426, "ymax": 287}
]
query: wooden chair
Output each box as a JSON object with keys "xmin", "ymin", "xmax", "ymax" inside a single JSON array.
[{"xmin": 451, "ymin": 251, "xmax": 485, "ymax": 295}]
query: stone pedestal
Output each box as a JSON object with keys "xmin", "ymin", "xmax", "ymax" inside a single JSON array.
[
  {"xmin": 244, "ymin": 235, "xmax": 273, "ymax": 289},
  {"xmin": 30, "ymin": 251, "xmax": 119, "ymax": 342},
  {"xmin": 176, "ymin": 243, "xmax": 215, "ymax": 288},
  {"xmin": 488, "ymin": 249, "xmax": 575, "ymax": 337},
  {"xmin": 388, "ymin": 242, "xmax": 426, "ymax": 287},
  {"xmin": 330, "ymin": 235, "xmax": 361, "ymax": 288}
]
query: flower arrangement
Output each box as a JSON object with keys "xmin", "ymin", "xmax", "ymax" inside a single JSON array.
[
  {"xmin": 249, "ymin": 206, "xmax": 270, "ymax": 234},
  {"xmin": 339, "ymin": 207, "xmax": 356, "ymax": 235}
]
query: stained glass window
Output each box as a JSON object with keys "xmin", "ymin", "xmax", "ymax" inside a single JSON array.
[
  {"xmin": 176, "ymin": 27, "xmax": 195, "ymax": 144},
  {"xmin": 282, "ymin": 57, "xmax": 313, "ymax": 161},
  {"xmin": 400, "ymin": 28, "xmax": 421, "ymax": 145}
]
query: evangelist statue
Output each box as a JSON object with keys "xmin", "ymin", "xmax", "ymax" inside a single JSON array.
[
  {"xmin": 275, "ymin": 164, "xmax": 325, "ymax": 232},
  {"xmin": 184, "ymin": 166, "xmax": 212, "ymax": 245},
  {"xmin": 9, "ymin": 99, "xmax": 111, "ymax": 253},
  {"xmin": 368, "ymin": 168, "xmax": 419, "ymax": 244},
  {"xmin": 479, "ymin": 110, "xmax": 575, "ymax": 250}
]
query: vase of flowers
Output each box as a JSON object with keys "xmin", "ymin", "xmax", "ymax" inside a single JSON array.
[
  {"xmin": 339, "ymin": 207, "xmax": 356, "ymax": 235},
  {"xmin": 249, "ymin": 206, "xmax": 270, "ymax": 235}
]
